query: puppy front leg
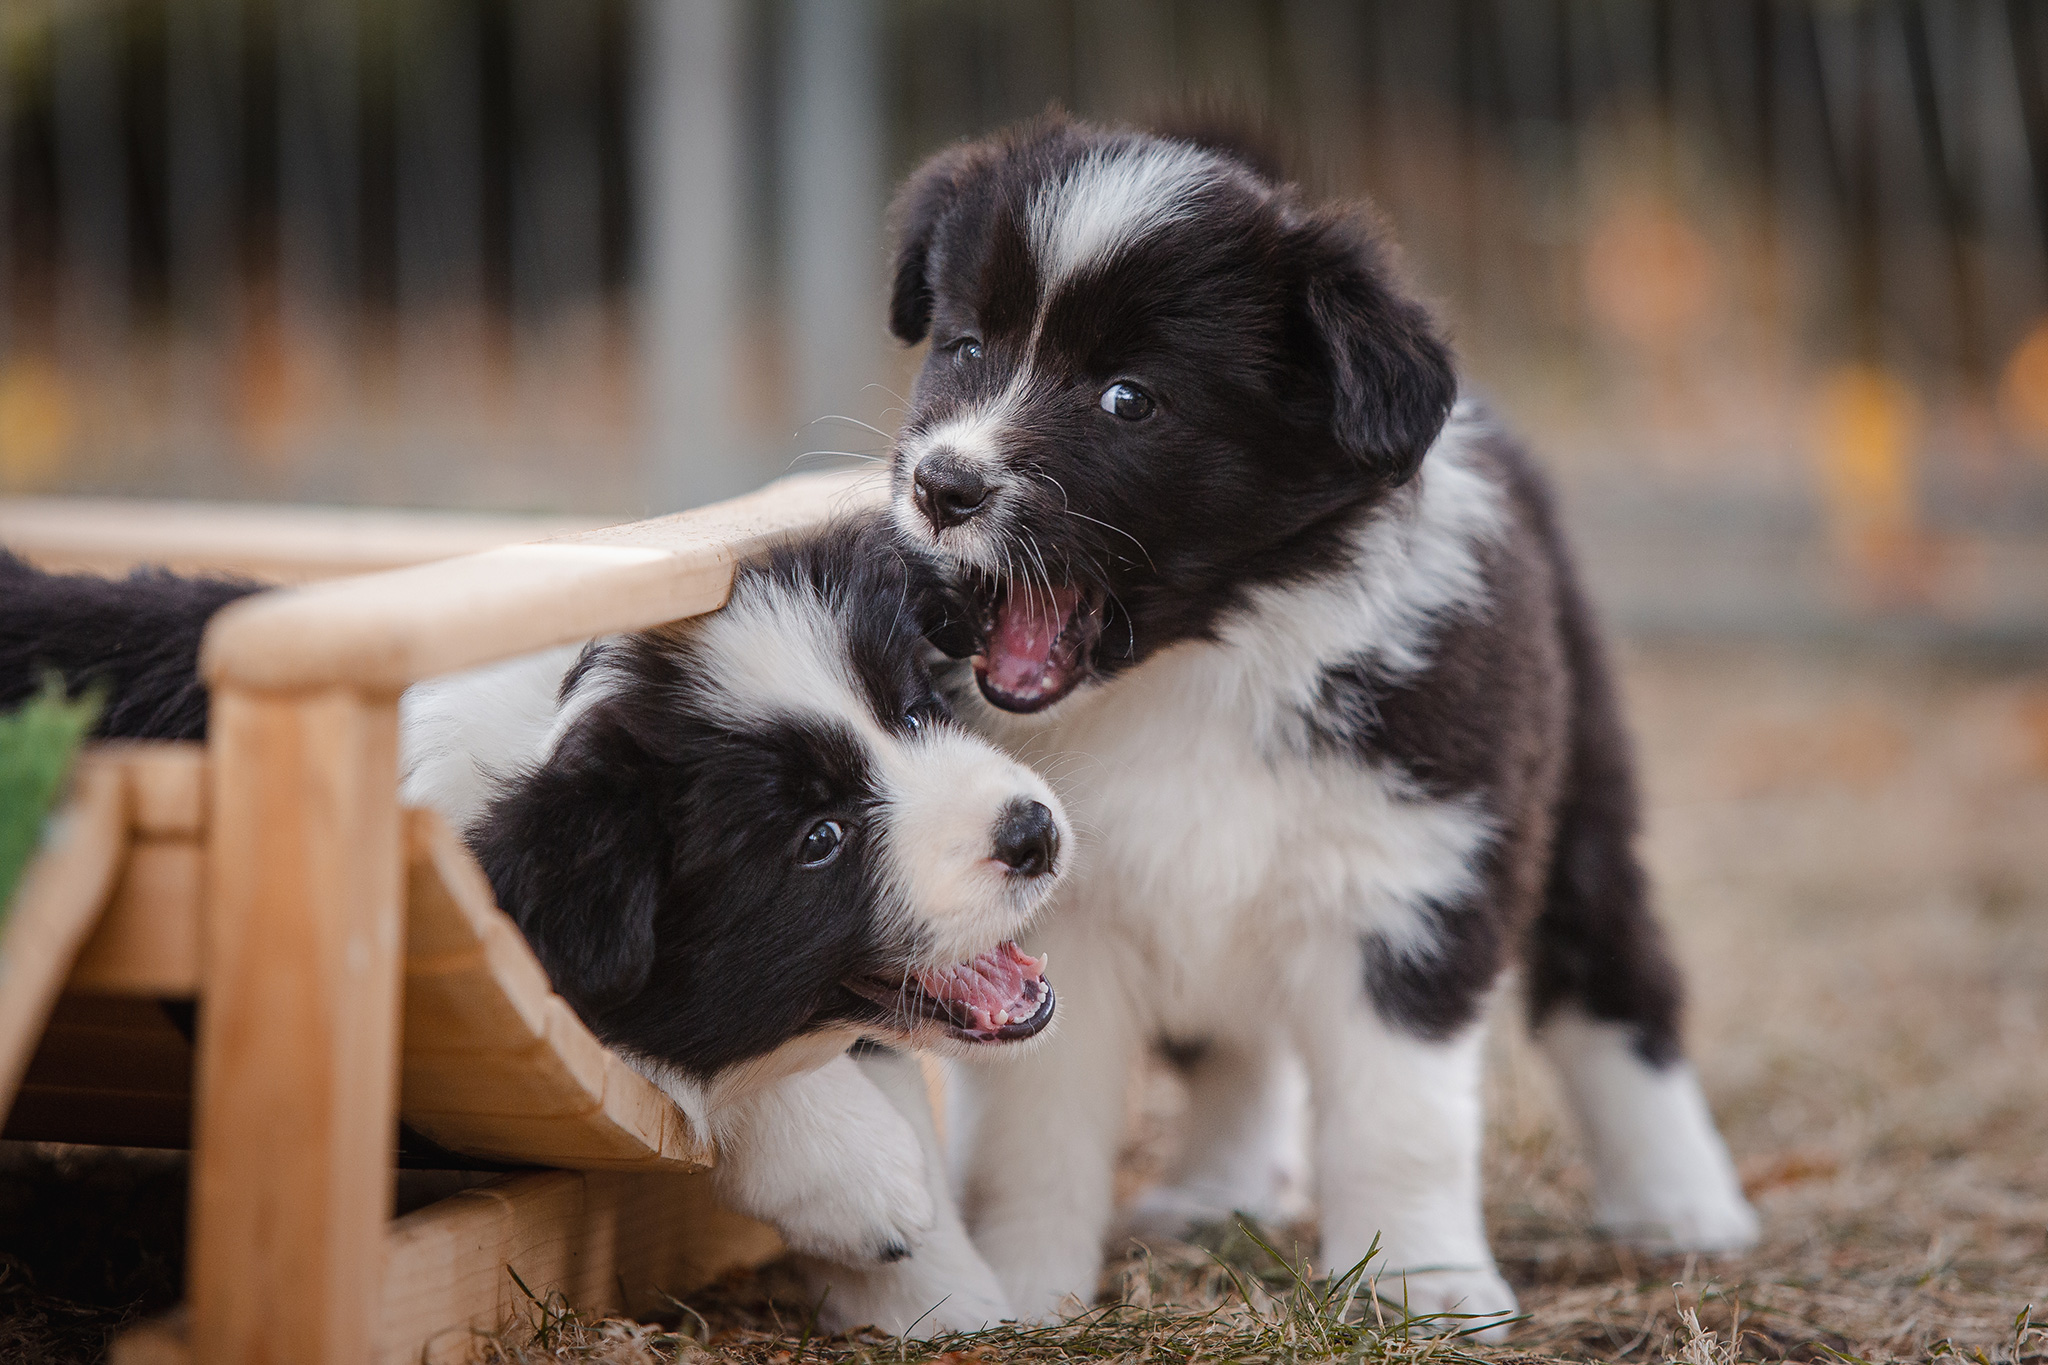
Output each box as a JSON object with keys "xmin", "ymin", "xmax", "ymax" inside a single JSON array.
[
  {"xmin": 800, "ymin": 1045, "xmax": 1013, "ymax": 1336},
  {"xmin": 708, "ymin": 1053, "xmax": 936, "ymax": 1265},
  {"xmin": 1293, "ymin": 944, "xmax": 1516, "ymax": 1341},
  {"xmin": 1123, "ymin": 1032, "xmax": 1309, "ymax": 1239},
  {"xmin": 955, "ymin": 928, "xmax": 1136, "ymax": 1323}
]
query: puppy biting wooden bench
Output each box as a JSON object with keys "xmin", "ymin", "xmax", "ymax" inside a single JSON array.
[{"xmin": 0, "ymin": 471, "xmax": 880, "ymax": 1365}]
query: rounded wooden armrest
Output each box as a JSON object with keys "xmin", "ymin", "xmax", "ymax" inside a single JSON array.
[{"xmin": 199, "ymin": 469, "xmax": 887, "ymax": 692}]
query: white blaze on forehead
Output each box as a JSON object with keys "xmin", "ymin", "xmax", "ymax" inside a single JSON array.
[
  {"xmin": 690, "ymin": 575, "xmax": 877, "ymax": 737},
  {"xmin": 906, "ymin": 370, "xmax": 1031, "ymax": 467},
  {"xmin": 1028, "ymin": 141, "xmax": 1227, "ymax": 288}
]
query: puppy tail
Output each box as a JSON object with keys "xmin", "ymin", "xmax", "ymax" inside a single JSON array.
[
  {"xmin": 1521, "ymin": 503, "xmax": 1686, "ymax": 1068},
  {"xmin": 0, "ymin": 551, "xmax": 265, "ymax": 742}
]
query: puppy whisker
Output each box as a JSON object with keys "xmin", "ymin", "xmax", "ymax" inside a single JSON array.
[
  {"xmin": 1031, "ymin": 469, "xmax": 1157, "ymax": 572},
  {"xmin": 807, "ymin": 413, "xmax": 897, "ymax": 443},
  {"xmin": 787, "ymin": 449, "xmax": 886, "ymax": 473}
]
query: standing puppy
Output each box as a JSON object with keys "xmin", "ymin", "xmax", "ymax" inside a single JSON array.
[{"xmin": 883, "ymin": 115, "xmax": 1757, "ymax": 1331}]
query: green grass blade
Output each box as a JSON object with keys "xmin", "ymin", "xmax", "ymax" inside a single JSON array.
[{"xmin": 0, "ymin": 677, "xmax": 102, "ymax": 923}]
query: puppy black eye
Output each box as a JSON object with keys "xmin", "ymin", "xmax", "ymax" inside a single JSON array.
[
  {"xmin": 902, "ymin": 694, "xmax": 949, "ymax": 733},
  {"xmin": 799, "ymin": 819, "xmax": 844, "ymax": 866},
  {"xmin": 952, "ymin": 338, "xmax": 984, "ymax": 366},
  {"xmin": 1099, "ymin": 381, "xmax": 1154, "ymax": 421}
]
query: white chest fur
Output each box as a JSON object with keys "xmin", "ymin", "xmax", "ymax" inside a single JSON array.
[
  {"xmin": 965, "ymin": 417, "xmax": 1507, "ymax": 1030},
  {"xmin": 973, "ymin": 639, "xmax": 1489, "ymax": 1030}
]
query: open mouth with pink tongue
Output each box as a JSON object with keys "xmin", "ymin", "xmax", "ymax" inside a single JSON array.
[
  {"xmin": 973, "ymin": 579, "xmax": 1103, "ymax": 713},
  {"xmin": 843, "ymin": 941, "xmax": 1054, "ymax": 1044}
]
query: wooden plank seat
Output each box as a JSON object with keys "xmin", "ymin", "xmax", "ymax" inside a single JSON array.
[
  {"xmin": 3, "ymin": 744, "xmax": 204, "ymax": 1151},
  {"xmin": 399, "ymin": 809, "xmax": 713, "ymax": 1171},
  {"xmin": 0, "ymin": 469, "xmax": 883, "ymax": 1365}
]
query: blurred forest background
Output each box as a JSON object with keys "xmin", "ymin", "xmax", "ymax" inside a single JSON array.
[{"xmin": 2, "ymin": 0, "xmax": 2048, "ymax": 641}]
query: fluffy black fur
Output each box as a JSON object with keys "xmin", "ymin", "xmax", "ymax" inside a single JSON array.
[{"xmin": 0, "ymin": 550, "xmax": 262, "ymax": 739}]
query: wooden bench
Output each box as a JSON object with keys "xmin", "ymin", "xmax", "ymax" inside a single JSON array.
[{"xmin": 0, "ymin": 470, "xmax": 883, "ymax": 1365}]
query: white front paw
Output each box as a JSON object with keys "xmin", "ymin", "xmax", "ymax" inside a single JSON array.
[
  {"xmin": 984, "ymin": 1241, "xmax": 1101, "ymax": 1325},
  {"xmin": 804, "ymin": 1252, "xmax": 1014, "ymax": 1338},
  {"xmin": 1595, "ymin": 1182, "xmax": 1760, "ymax": 1253},
  {"xmin": 710, "ymin": 1057, "xmax": 938, "ymax": 1264},
  {"xmin": 757, "ymin": 1141, "xmax": 934, "ymax": 1264},
  {"xmin": 1366, "ymin": 1267, "xmax": 1519, "ymax": 1343}
]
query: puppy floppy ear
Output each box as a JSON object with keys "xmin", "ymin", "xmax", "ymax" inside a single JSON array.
[
  {"xmin": 887, "ymin": 144, "xmax": 978, "ymax": 344},
  {"xmin": 1299, "ymin": 209, "xmax": 1457, "ymax": 489},
  {"xmin": 469, "ymin": 752, "xmax": 666, "ymax": 1014}
]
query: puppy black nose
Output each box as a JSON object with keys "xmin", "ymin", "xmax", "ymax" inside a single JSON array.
[
  {"xmin": 992, "ymin": 799, "xmax": 1058, "ymax": 877},
  {"xmin": 913, "ymin": 453, "xmax": 990, "ymax": 530}
]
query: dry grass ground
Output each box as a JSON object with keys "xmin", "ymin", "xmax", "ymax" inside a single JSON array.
[{"xmin": 6, "ymin": 640, "xmax": 2044, "ymax": 1363}]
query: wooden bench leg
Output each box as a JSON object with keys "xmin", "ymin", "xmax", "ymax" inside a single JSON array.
[{"xmin": 191, "ymin": 686, "xmax": 404, "ymax": 1365}]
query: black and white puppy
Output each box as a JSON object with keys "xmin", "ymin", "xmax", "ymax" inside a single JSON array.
[
  {"xmin": 1, "ymin": 519, "xmax": 1068, "ymax": 1334},
  {"xmin": 882, "ymin": 115, "xmax": 1758, "ymax": 1332}
]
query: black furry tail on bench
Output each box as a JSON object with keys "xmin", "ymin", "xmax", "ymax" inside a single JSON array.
[{"xmin": 0, "ymin": 550, "xmax": 265, "ymax": 743}]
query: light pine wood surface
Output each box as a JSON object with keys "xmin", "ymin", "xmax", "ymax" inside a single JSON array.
[
  {"xmin": 0, "ymin": 497, "xmax": 606, "ymax": 583},
  {"xmin": 401, "ymin": 811, "xmax": 714, "ymax": 1170},
  {"xmin": 201, "ymin": 469, "xmax": 886, "ymax": 692},
  {"xmin": 189, "ymin": 686, "xmax": 407, "ymax": 1365},
  {"xmin": 380, "ymin": 1170, "xmax": 780, "ymax": 1365}
]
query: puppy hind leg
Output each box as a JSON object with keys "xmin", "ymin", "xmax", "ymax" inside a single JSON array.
[
  {"xmin": 800, "ymin": 1045, "xmax": 1013, "ymax": 1337},
  {"xmin": 1123, "ymin": 1033, "xmax": 1309, "ymax": 1240},
  {"xmin": 1527, "ymin": 590, "xmax": 1756, "ymax": 1252},
  {"xmin": 1536, "ymin": 1010, "xmax": 1757, "ymax": 1252}
]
